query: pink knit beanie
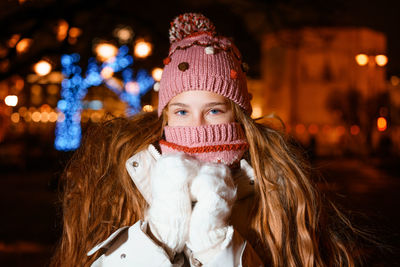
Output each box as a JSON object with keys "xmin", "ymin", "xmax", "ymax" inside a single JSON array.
[{"xmin": 158, "ymin": 13, "xmax": 252, "ymax": 116}]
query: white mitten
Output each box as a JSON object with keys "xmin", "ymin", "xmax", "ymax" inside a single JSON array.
[
  {"xmin": 146, "ymin": 153, "xmax": 200, "ymax": 259},
  {"xmin": 187, "ymin": 163, "xmax": 237, "ymax": 263}
]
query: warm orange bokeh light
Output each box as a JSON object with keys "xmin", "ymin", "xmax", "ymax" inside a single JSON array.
[
  {"xmin": 391, "ymin": 76, "xmax": 400, "ymax": 86},
  {"xmin": 8, "ymin": 34, "xmax": 21, "ymax": 48},
  {"xmin": 69, "ymin": 27, "xmax": 82, "ymax": 38},
  {"xmin": 95, "ymin": 43, "xmax": 118, "ymax": 61},
  {"xmin": 134, "ymin": 40, "xmax": 152, "ymax": 58},
  {"xmin": 375, "ymin": 55, "xmax": 388, "ymax": 67},
  {"xmin": 40, "ymin": 104, "xmax": 51, "ymax": 112},
  {"xmin": 49, "ymin": 111, "xmax": 58, "ymax": 122},
  {"xmin": 377, "ymin": 117, "xmax": 387, "ymax": 131},
  {"xmin": 152, "ymin": 67, "xmax": 163, "ymax": 82},
  {"xmin": 355, "ymin": 54, "xmax": 369, "ymax": 66},
  {"xmin": 41, "ymin": 112, "xmax": 49, "ymax": 122},
  {"xmin": 100, "ymin": 66, "xmax": 114, "ymax": 79},
  {"xmin": 31, "ymin": 111, "xmax": 41, "ymax": 122},
  {"xmin": 15, "ymin": 77, "xmax": 24, "ymax": 91},
  {"xmin": 11, "ymin": 113, "xmax": 20, "ymax": 123},
  {"xmin": 115, "ymin": 27, "xmax": 133, "ymax": 43},
  {"xmin": 16, "ymin": 38, "xmax": 32, "ymax": 54},
  {"xmin": 18, "ymin": 107, "xmax": 27, "ymax": 116},
  {"xmin": 142, "ymin": 105, "xmax": 154, "ymax": 112},
  {"xmin": 251, "ymin": 106, "xmax": 262, "ymax": 118},
  {"xmin": 34, "ymin": 60, "xmax": 52, "ymax": 76},
  {"xmin": 57, "ymin": 20, "xmax": 69, "ymax": 41},
  {"xmin": 5, "ymin": 95, "xmax": 18, "ymax": 106}
]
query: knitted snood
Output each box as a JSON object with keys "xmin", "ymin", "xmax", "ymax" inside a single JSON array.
[{"xmin": 160, "ymin": 122, "xmax": 248, "ymax": 166}]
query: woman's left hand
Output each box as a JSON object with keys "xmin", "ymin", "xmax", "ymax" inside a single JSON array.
[{"xmin": 187, "ymin": 162, "xmax": 237, "ymax": 263}]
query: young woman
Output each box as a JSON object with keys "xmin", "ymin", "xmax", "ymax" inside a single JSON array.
[{"xmin": 51, "ymin": 13, "xmax": 357, "ymax": 266}]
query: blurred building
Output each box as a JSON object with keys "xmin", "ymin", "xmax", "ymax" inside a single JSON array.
[{"xmin": 252, "ymin": 27, "xmax": 393, "ymax": 155}]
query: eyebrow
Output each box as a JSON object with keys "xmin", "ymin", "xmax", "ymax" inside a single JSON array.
[
  {"xmin": 168, "ymin": 103, "xmax": 189, "ymax": 108},
  {"xmin": 204, "ymin": 102, "xmax": 228, "ymax": 108},
  {"xmin": 168, "ymin": 102, "xmax": 228, "ymax": 108}
]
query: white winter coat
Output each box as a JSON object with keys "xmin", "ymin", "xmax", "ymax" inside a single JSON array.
[{"xmin": 87, "ymin": 144, "xmax": 263, "ymax": 266}]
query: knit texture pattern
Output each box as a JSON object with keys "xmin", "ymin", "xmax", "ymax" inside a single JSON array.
[
  {"xmin": 158, "ymin": 13, "xmax": 252, "ymax": 116},
  {"xmin": 160, "ymin": 122, "xmax": 248, "ymax": 165}
]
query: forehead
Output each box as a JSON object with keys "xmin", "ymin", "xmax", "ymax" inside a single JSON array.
[{"xmin": 169, "ymin": 90, "xmax": 227, "ymax": 104}]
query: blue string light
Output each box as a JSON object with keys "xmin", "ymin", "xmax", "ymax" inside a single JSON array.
[{"xmin": 55, "ymin": 45, "xmax": 154, "ymax": 151}]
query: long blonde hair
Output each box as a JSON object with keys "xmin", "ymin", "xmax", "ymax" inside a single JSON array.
[
  {"xmin": 232, "ymin": 103, "xmax": 356, "ymax": 266},
  {"xmin": 51, "ymin": 105, "xmax": 357, "ymax": 266}
]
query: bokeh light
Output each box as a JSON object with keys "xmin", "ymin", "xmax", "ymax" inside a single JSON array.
[
  {"xmin": 69, "ymin": 27, "xmax": 82, "ymax": 38},
  {"xmin": 16, "ymin": 38, "xmax": 32, "ymax": 54},
  {"xmin": 142, "ymin": 105, "xmax": 154, "ymax": 112},
  {"xmin": 125, "ymin": 81, "xmax": 140, "ymax": 95},
  {"xmin": 375, "ymin": 55, "xmax": 388, "ymax": 67},
  {"xmin": 5, "ymin": 95, "xmax": 18, "ymax": 106},
  {"xmin": 34, "ymin": 60, "xmax": 52, "ymax": 76},
  {"xmin": 15, "ymin": 77, "xmax": 24, "ymax": 91},
  {"xmin": 152, "ymin": 68, "xmax": 163, "ymax": 82},
  {"xmin": 114, "ymin": 26, "xmax": 133, "ymax": 43},
  {"xmin": 390, "ymin": 76, "xmax": 400, "ymax": 86},
  {"xmin": 11, "ymin": 113, "xmax": 20, "ymax": 123},
  {"xmin": 377, "ymin": 117, "xmax": 387, "ymax": 131},
  {"xmin": 32, "ymin": 111, "xmax": 41, "ymax": 122},
  {"xmin": 100, "ymin": 66, "xmax": 114, "ymax": 79},
  {"xmin": 8, "ymin": 34, "xmax": 20, "ymax": 48},
  {"xmin": 153, "ymin": 82, "xmax": 160, "ymax": 92},
  {"xmin": 134, "ymin": 40, "xmax": 152, "ymax": 58},
  {"xmin": 355, "ymin": 54, "xmax": 368, "ymax": 66},
  {"xmin": 251, "ymin": 106, "xmax": 262, "ymax": 118},
  {"xmin": 49, "ymin": 111, "xmax": 58, "ymax": 122},
  {"xmin": 57, "ymin": 19, "xmax": 69, "ymax": 41},
  {"xmin": 68, "ymin": 27, "xmax": 82, "ymax": 45},
  {"xmin": 18, "ymin": 107, "xmax": 27, "ymax": 116},
  {"xmin": 95, "ymin": 43, "xmax": 118, "ymax": 61}
]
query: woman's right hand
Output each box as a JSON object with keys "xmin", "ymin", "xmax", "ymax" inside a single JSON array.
[{"xmin": 146, "ymin": 153, "xmax": 200, "ymax": 259}]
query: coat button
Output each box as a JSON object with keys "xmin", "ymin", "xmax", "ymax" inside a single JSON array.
[
  {"xmin": 192, "ymin": 258, "xmax": 202, "ymax": 267},
  {"xmin": 132, "ymin": 161, "xmax": 139, "ymax": 167},
  {"xmin": 120, "ymin": 253, "xmax": 126, "ymax": 259}
]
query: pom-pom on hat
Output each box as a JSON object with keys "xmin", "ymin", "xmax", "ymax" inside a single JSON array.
[{"xmin": 158, "ymin": 13, "xmax": 252, "ymax": 116}]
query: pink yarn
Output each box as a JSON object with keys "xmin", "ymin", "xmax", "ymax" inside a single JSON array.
[
  {"xmin": 160, "ymin": 122, "xmax": 248, "ymax": 165},
  {"xmin": 158, "ymin": 13, "xmax": 252, "ymax": 116},
  {"xmin": 169, "ymin": 13, "xmax": 216, "ymax": 43}
]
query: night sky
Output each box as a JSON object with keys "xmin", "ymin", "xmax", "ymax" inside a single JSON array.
[{"xmin": 1, "ymin": 0, "xmax": 399, "ymax": 78}]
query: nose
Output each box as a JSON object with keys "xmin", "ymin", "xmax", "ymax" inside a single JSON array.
[{"xmin": 191, "ymin": 113, "xmax": 206, "ymax": 126}]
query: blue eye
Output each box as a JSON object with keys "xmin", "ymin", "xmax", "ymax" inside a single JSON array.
[
  {"xmin": 209, "ymin": 109, "xmax": 221, "ymax": 115},
  {"xmin": 176, "ymin": 110, "xmax": 187, "ymax": 116}
]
